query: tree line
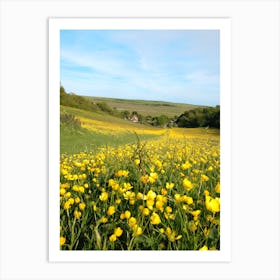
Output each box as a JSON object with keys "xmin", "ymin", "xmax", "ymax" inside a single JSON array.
[{"xmin": 175, "ymin": 106, "xmax": 220, "ymax": 128}]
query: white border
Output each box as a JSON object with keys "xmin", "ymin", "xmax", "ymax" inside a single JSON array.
[
  {"xmin": 1, "ymin": 1, "xmax": 279, "ymax": 279},
  {"xmin": 49, "ymin": 18, "xmax": 231, "ymax": 262}
]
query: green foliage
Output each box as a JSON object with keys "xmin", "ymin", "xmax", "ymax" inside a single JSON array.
[
  {"xmin": 176, "ymin": 106, "xmax": 220, "ymax": 128},
  {"xmin": 60, "ymin": 85, "xmax": 66, "ymax": 94},
  {"xmin": 84, "ymin": 96, "xmax": 202, "ymax": 118},
  {"xmin": 60, "ymin": 86, "xmax": 99, "ymax": 112},
  {"xmin": 151, "ymin": 114, "xmax": 169, "ymax": 127},
  {"xmin": 60, "ymin": 113, "xmax": 81, "ymax": 129},
  {"xmin": 120, "ymin": 110, "xmax": 130, "ymax": 119},
  {"xmin": 96, "ymin": 102, "xmax": 113, "ymax": 114}
]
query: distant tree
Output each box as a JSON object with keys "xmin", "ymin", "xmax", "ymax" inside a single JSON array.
[
  {"xmin": 121, "ymin": 110, "xmax": 130, "ymax": 119},
  {"xmin": 152, "ymin": 114, "xmax": 169, "ymax": 127},
  {"xmin": 96, "ymin": 102, "xmax": 113, "ymax": 113},
  {"xmin": 138, "ymin": 114, "xmax": 144, "ymax": 124},
  {"xmin": 60, "ymin": 85, "xmax": 66, "ymax": 94},
  {"xmin": 175, "ymin": 106, "xmax": 220, "ymax": 128}
]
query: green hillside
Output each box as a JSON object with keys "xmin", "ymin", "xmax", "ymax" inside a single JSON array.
[
  {"xmin": 84, "ymin": 96, "xmax": 203, "ymax": 117},
  {"xmin": 60, "ymin": 105, "xmax": 165, "ymax": 154}
]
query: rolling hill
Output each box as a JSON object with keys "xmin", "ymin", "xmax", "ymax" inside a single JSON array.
[{"xmin": 84, "ymin": 96, "xmax": 204, "ymax": 117}]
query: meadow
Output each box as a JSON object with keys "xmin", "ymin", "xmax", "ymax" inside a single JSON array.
[
  {"xmin": 59, "ymin": 103, "xmax": 220, "ymax": 251},
  {"xmin": 84, "ymin": 96, "xmax": 203, "ymax": 117}
]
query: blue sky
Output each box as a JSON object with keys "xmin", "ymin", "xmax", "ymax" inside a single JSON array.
[{"xmin": 60, "ymin": 30, "xmax": 220, "ymax": 106}]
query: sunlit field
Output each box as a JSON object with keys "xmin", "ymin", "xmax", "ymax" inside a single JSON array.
[{"xmin": 60, "ymin": 119, "xmax": 220, "ymax": 251}]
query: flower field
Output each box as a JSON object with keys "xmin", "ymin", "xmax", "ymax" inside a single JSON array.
[{"xmin": 60, "ymin": 128, "xmax": 220, "ymax": 251}]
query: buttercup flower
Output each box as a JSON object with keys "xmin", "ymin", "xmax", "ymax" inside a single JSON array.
[
  {"xmin": 183, "ymin": 178, "xmax": 193, "ymax": 191},
  {"xmin": 114, "ymin": 227, "xmax": 123, "ymax": 237},
  {"xmin": 150, "ymin": 212, "xmax": 161, "ymax": 225},
  {"xmin": 60, "ymin": 237, "xmax": 66, "ymax": 246},
  {"xmin": 107, "ymin": 206, "xmax": 116, "ymax": 216}
]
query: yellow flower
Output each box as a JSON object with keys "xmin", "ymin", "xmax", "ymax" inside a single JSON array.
[
  {"xmin": 146, "ymin": 190, "xmax": 157, "ymax": 200},
  {"xmin": 188, "ymin": 220, "xmax": 197, "ymax": 232},
  {"xmin": 68, "ymin": 198, "xmax": 74, "ymax": 204},
  {"xmin": 114, "ymin": 227, "xmax": 123, "ymax": 237},
  {"xmin": 141, "ymin": 174, "xmax": 149, "ymax": 184},
  {"xmin": 107, "ymin": 206, "xmax": 116, "ymax": 216},
  {"xmin": 99, "ymin": 191, "xmax": 108, "ymax": 201},
  {"xmin": 132, "ymin": 225, "xmax": 143, "ymax": 236},
  {"xmin": 78, "ymin": 186, "xmax": 85, "ymax": 193},
  {"xmin": 205, "ymin": 195, "xmax": 220, "ymax": 213},
  {"xmin": 166, "ymin": 182, "xmax": 175, "ymax": 189},
  {"xmin": 109, "ymin": 234, "xmax": 117, "ymax": 242},
  {"xmin": 60, "ymin": 188, "xmax": 66, "ymax": 195},
  {"xmin": 199, "ymin": 245, "xmax": 208, "ymax": 251},
  {"xmin": 129, "ymin": 199, "xmax": 135, "ymax": 205},
  {"xmin": 183, "ymin": 195, "xmax": 193, "ymax": 205},
  {"xmin": 150, "ymin": 212, "xmax": 161, "ymax": 225},
  {"xmin": 201, "ymin": 174, "xmax": 209, "ymax": 182},
  {"xmin": 128, "ymin": 217, "xmax": 137, "ymax": 227},
  {"xmin": 183, "ymin": 178, "xmax": 193, "ymax": 191},
  {"xmin": 115, "ymin": 170, "xmax": 129, "ymax": 177},
  {"xmin": 165, "ymin": 206, "xmax": 172, "ymax": 213},
  {"xmin": 135, "ymin": 226, "xmax": 143, "ymax": 236},
  {"xmin": 142, "ymin": 207, "xmax": 150, "ymax": 216},
  {"xmin": 100, "ymin": 217, "xmax": 108, "ymax": 223},
  {"xmin": 72, "ymin": 185, "xmax": 79, "ymax": 192},
  {"xmin": 109, "ymin": 179, "xmax": 119, "ymax": 191},
  {"xmin": 191, "ymin": 210, "xmax": 201, "ymax": 217},
  {"xmin": 108, "ymin": 179, "xmax": 115, "ymax": 187},
  {"xmin": 79, "ymin": 202, "xmax": 86, "ymax": 210},
  {"xmin": 156, "ymin": 200, "xmax": 164, "ymax": 212},
  {"xmin": 135, "ymin": 159, "xmax": 140, "ymax": 165},
  {"xmin": 63, "ymin": 201, "xmax": 71, "ymax": 210},
  {"xmin": 155, "ymin": 160, "xmax": 162, "ymax": 168},
  {"xmin": 215, "ymin": 182, "xmax": 220, "ymax": 193},
  {"xmin": 182, "ymin": 161, "xmax": 192, "ymax": 170},
  {"xmin": 124, "ymin": 210, "xmax": 131, "ymax": 219},
  {"xmin": 75, "ymin": 197, "xmax": 80, "ymax": 203},
  {"xmin": 182, "ymin": 204, "xmax": 189, "ymax": 211},
  {"xmin": 92, "ymin": 203, "xmax": 98, "ymax": 211},
  {"xmin": 207, "ymin": 166, "xmax": 213, "ymax": 171},
  {"xmin": 74, "ymin": 210, "xmax": 82, "ymax": 219},
  {"xmin": 174, "ymin": 193, "xmax": 183, "ymax": 203},
  {"xmin": 161, "ymin": 188, "xmax": 168, "ymax": 195},
  {"xmin": 204, "ymin": 190, "xmax": 210, "ymax": 196},
  {"xmin": 165, "ymin": 227, "xmax": 182, "ymax": 242},
  {"xmin": 146, "ymin": 199, "xmax": 154, "ymax": 210},
  {"xmin": 136, "ymin": 192, "xmax": 145, "ymax": 200},
  {"xmin": 60, "ymin": 236, "xmax": 66, "ymax": 246},
  {"xmin": 148, "ymin": 172, "xmax": 158, "ymax": 183}
]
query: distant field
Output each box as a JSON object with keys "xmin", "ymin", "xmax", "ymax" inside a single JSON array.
[
  {"xmin": 60, "ymin": 105, "xmax": 218, "ymax": 154},
  {"xmin": 84, "ymin": 96, "xmax": 204, "ymax": 117}
]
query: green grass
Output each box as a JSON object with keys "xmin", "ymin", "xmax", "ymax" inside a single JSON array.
[
  {"xmin": 60, "ymin": 126, "xmax": 161, "ymax": 155},
  {"xmin": 60, "ymin": 105, "xmax": 164, "ymax": 154},
  {"xmin": 84, "ymin": 96, "xmax": 205, "ymax": 117}
]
